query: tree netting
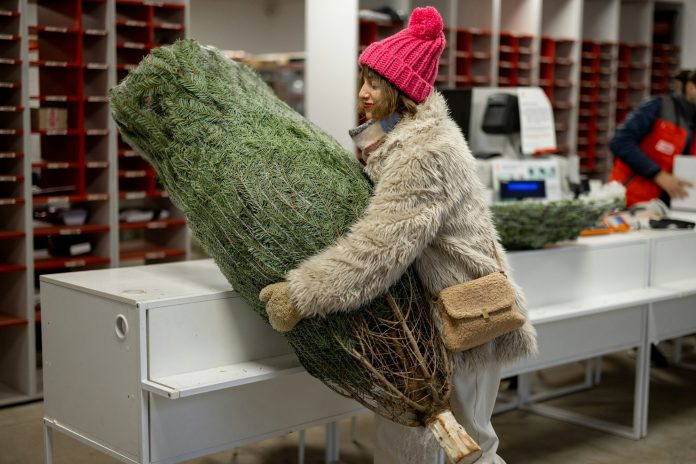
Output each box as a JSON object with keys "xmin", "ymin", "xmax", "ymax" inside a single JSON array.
[{"xmin": 109, "ymin": 39, "xmax": 454, "ymax": 427}]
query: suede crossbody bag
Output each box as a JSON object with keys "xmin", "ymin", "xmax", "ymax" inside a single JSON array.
[{"xmin": 433, "ymin": 244, "xmax": 526, "ymax": 352}]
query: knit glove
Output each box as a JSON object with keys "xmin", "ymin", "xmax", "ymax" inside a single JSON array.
[{"xmin": 259, "ymin": 282, "xmax": 302, "ymax": 333}]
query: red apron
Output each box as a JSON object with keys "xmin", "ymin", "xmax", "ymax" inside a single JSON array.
[{"xmin": 610, "ymin": 101, "xmax": 696, "ymax": 207}]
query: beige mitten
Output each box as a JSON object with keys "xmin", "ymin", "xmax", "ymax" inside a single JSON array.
[{"xmin": 259, "ymin": 282, "xmax": 302, "ymax": 332}]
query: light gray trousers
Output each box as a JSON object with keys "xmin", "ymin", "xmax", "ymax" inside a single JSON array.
[{"xmin": 373, "ymin": 363, "xmax": 505, "ymax": 464}]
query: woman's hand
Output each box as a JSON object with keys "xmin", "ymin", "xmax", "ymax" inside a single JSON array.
[
  {"xmin": 655, "ymin": 171, "xmax": 694, "ymax": 199},
  {"xmin": 259, "ymin": 282, "xmax": 303, "ymax": 332}
]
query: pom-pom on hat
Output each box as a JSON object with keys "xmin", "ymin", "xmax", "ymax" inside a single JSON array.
[{"xmin": 359, "ymin": 6, "xmax": 446, "ymax": 104}]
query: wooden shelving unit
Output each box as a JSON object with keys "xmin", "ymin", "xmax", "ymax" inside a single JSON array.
[
  {"xmin": 245, "ymin": 53, "xmax": 306, "ymax": 116},
  {"xmin": 454, "ymin": 28, "xmax": 493, "ymax": 88},
  {"xmin": 577, "ymin": 40, "xmax": 616, "ymax": 176},
  {"xmin": 580, "ymin": 0, "xmax": 619, "ymax": 180},
  {"xmin": 539, "ymin": 0, "xmax": 582, "ymax": 158},
  {"xmin": 358, "ymin": 17, "xmax": 403, "ymax": 53},
  {"xmin": 538, "ymin": 36, "xmax": 577, "ymax": 155},
  {"xmin": 25, "ymin": 0, "xmax": 114, "ymax": 408},
  {"xmin": 0, "ymin": 0, "xmax": 31, "ymax": 407},
  {"xmin": 578, "ymin": 40, "xmax": 601, "ymax": 173},
  {"xmin": 498, "ymin": 32, "xmax": 534, "ymax": 87},
  {"xmin": 114, "ymin": 0, "xmax": 188, "ymax": 267},
  {"xmin": 616, "ymin": 42, "xmax": 651, "ymax": 124},
  {"xmin": 29, "ymin": 0, "xmax": 113, "ymax": 287},
  {"xmin": 650, "ymin": 43, "xmax": 679, "ymax": 95},
  {"xmin": 651, "ymin": 3, "xmax": 681, "ymax": 96},
  {"xmin": 0, "ymin": 0, "xmax": 188, "ymax": 407},
  {"xmin": 615, "ymin": 0, "xmax": 653, "ymax": 128}
]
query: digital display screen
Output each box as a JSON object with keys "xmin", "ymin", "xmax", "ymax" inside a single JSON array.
[
  {"xmin": 506, "ymin": 182, "xmax": 542, "ymax": 192},
  {"xmin": 499, "ymin": 180, "xmax": 546, "ymax": 200}
]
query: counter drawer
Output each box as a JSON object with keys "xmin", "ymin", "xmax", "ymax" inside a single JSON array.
[
  {"xmin": 651, "ymin": 295, "xmax": 696, "ymax": 343},
  {"xmin": 149, "ymin": 371, "xmax": 363, "ymax": 463},
  {"xmin": 504, "ymin": 305, "xmax": 646, "ymax": 377},
  {"xmin": 147, "ymin": 296, "xmax": 292, "ymax": 379}
]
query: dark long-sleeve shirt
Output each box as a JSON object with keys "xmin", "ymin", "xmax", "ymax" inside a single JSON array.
[{"xmin": 609, "ymin": 95, "xmax": 695, "ymax": 179}]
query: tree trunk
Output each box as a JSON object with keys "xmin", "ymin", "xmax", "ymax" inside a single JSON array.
[{"xmin": 427, "ymin": 410, "xmax": 482, "ymax": 464}]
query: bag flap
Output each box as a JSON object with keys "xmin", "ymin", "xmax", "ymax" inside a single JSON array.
[{"xmin": 438, "ymin": 272, "xmax": 515, "ymax": 319}]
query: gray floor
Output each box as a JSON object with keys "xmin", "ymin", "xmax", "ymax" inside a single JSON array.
[{"xmin": 2, "ymin": 345, "xmax": 696, "ymax": 464}]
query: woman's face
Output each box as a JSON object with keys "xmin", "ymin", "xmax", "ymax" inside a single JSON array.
[{"xmin": 359, "ymin": 78, "xmax": 382, "ymax": 120}]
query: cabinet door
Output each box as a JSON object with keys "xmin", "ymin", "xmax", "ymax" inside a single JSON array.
[{"xmin": 42, "ymin": 282, "xmax": 142, "ymax": 461}]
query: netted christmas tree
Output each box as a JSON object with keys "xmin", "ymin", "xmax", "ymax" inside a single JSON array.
[{"xmin": 110, "ymin": 40, "xmax": 480, "ymax": 463}]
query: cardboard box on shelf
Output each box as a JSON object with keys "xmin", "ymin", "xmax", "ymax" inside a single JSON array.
[{"xmin": 31, "ymin": 107, "xmax": 68, "ymax": 131}]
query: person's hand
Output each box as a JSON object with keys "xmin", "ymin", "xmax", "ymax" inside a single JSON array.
[
  {"xmin": 259, "ymin": 282, "xmax": 302, "ymax": 332},
  {"xmin": 654, "ymin": 171, "xmax": 694, "ymax": 200}
]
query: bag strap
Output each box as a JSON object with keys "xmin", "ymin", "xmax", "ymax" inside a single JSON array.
[
  {"xmin": 661, "ymin": 94, "xmax": 685, "ymax": 128},
  {"xmin": 431, "ymin": 242, "xmax": 508, "ymax": 305},
  {"xmin": 491, "ymin": 241, "xmax": 506, "ymax": 275}
]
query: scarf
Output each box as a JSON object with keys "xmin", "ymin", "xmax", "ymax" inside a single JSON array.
[{"xmin": 349, "ymin": 113, "xmax": 400, "ymax": 166}]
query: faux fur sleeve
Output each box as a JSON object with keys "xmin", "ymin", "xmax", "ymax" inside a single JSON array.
[{"xmin": 286, "ymin": 147, "xmax": 461, "ymax": 318}]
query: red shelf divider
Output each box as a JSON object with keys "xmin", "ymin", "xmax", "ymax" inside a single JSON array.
[
  {"xmin": 120, "ymin": 245, "xmax": 186, "ymax": 262},
  {"xmin": 34, "ymin": 255, "xmax": 110, "ymax": 271},
  {"xmin": 0, "ymin": 263, "xmax": 26, "ymax": 273},
  {"xmin": 33, "ymin": 224, "xmax": 110, "ymax": 237},
  {"xmin": 119, "ymin": 218, "xmax": 186, "ymax": 231},
  {"xmin": 0, "ymin": 230, "xmax": 25, "ymax": 240},
  {"xmin": 0, "ymin": 313, "xmax": 28, "ymax": 327}
]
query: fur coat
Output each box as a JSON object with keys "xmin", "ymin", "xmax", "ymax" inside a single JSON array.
[{"xmin": 287, "ymin": 91, "xmax": 537, "ymax": 371}]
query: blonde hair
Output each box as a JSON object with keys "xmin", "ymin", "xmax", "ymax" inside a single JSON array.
[{"xmin": 359, "ymin": 66, "xmax": 418, "ymax": 121}]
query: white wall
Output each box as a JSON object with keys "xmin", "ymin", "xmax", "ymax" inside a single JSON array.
[
  {"xmin": 582, "ymin": 0, "xmax": 619, "ymax": 41},
  {"xmin": 618, "ymin": 0, "xmax": 652, "ymax": 43},
  {"xmin": 458, "ymin": 0, "xmax": 494, "ymax": 28},
  {"xmin": 541, "ymin": 0, "xmax": 582, "ymax": 38},
  {"xmin": 305, "ymin": 0, "xmax": 358, "ymax": 150},
  {"xmin": 189, "ymin": 0, "xmax": 304, "ymax": 53},
  {"xmin": 681, "ymin": 0, "xmax": 696, "ymax": 67},
  {"xmin": 501, "ymin": 0, "xmax": 541, "ymax": 34}
]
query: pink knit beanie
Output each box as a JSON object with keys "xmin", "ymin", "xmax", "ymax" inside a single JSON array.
[{"xmin": 359, "ymin": 6, "xmax": 446, "ymax": 104}]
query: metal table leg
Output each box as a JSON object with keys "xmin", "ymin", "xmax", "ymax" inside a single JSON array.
[
  {"xmin": 298, "ymin": 430, "xmax": 306, "ymax": 464},
  {"xmin": 43, "ymin": 420, "xmax": 53, "ymax": 464},
  {"xmin": 325, "ymin": 421, "xmax": 340, "ymax": 463}
]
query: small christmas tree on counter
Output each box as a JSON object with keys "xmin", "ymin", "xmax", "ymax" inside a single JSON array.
[{"xmin": 490, "ymin": 198, "xmax": 623, "ymax": 250}]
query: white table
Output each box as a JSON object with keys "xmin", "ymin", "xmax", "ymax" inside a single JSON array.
[
  {"xmin": 40, "ymin": 260, "xmax": 363, "ymax": 464},
  {"xmin": 647, "ymin": 212, "xmax": 696, "ymax": 348},
  {"xmin": 500, "ymin": 234, "xmax": 678, "ymax": 439}
]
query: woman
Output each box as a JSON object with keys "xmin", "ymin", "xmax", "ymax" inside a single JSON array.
[{"xmin": 260, "ymin": 7, "xmax": 537, "ymax": 463}]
